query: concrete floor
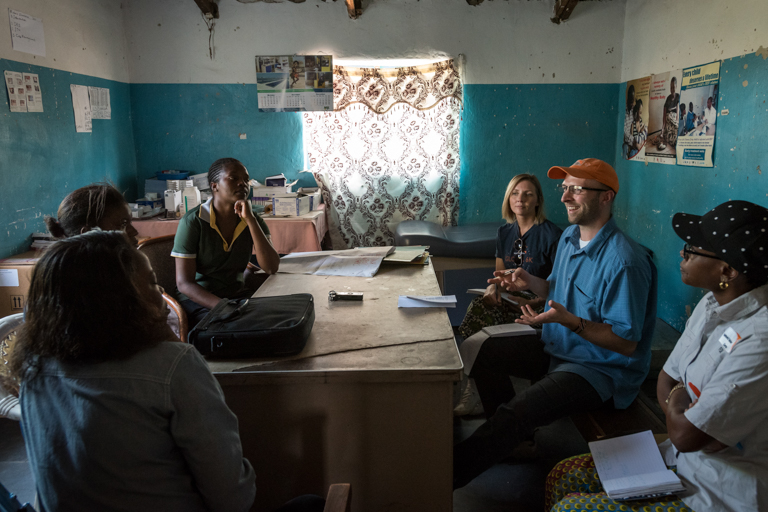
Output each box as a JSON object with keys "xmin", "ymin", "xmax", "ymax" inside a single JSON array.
[
  {"xmin": 0, "ymin": 419, "xmax": 35, "ymax": 507},
  {"xmin": 451, "ymin": 383, "xmax": 589, "ymax": 512}
]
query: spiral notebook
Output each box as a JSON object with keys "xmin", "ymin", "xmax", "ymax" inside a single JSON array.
[{"xmin": 589, "ymin": 430, "xmax": 685, "ymax": 501}]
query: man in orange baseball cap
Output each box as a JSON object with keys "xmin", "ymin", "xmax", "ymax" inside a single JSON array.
[{"xmin": 453, "ymin": 158, "xmax": 657, "ymax": 490}]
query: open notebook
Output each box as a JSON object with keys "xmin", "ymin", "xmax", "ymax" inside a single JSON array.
[{"xmin": 589, "ymin": 430, "xmax": 685, "ymax": 501}]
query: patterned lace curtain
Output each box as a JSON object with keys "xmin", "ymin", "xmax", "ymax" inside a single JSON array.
[{"xmin": 303, "ymin": 59, "xmax": 462, "ymax": 249}]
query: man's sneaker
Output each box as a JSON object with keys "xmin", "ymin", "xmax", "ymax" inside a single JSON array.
[
  {"xmin": 454, "ymin": 379, "xmax": 484, "ymax": 416},
  {"xmin": 657, "ymin": 143, "xmax": 667, "ymax": 150}
]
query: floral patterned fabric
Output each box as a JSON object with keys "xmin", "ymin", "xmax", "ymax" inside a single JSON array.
[
  {"xmin": 546, "ymin": 454, "xmax": 692, "ymax": 512},
  {"xmin": 303, "ymin": 59, "xmax": 462, "ymax": 249}
]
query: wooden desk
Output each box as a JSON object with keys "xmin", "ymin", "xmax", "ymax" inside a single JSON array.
[
  {"xmin": 208, "ymin": 262, "xmax": 462, "ymax": 512},
  {"xmin": 132, "ymin": 205, "xmax": 328, "ymax": 254}
]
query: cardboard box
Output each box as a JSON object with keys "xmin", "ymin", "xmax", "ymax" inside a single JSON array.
[
  {"xmin": 304, "ymin": 191, "xmax": 321, "ymax": 210},
  {"xmin": 137, "ymin": 197, "xmax": 163, "ymax": 209},
  {"xmin": 273, "ymin": 195, "xmax": 311, "ymax": 216},
  {"xmin": 0, "ymin": 251, "xmax": 40, "ymax": 318},
  {"xmin": 190, "ymin": 173, "xmax": 210, "ymax": 191}
]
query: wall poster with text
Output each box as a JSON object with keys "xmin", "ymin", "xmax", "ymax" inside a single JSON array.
[
  {"xmin": 677, "ymin": 61, "xmax": 720, "ymax": 167},
  {"xmin": 256, "ymin": 55, "xmax": 333, "ymax": 112},
  {"xmin": 622, "ymin": 76, "xmax": 651, "ymax": 162},
  {"xmin": 645, "ymin": 70, "xmax": 682, "ymax": 165}
]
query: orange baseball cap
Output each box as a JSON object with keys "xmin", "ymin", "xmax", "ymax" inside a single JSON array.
[{"xmin": 547, "ymin": 158, "xmax": 619, "ymax": 194}]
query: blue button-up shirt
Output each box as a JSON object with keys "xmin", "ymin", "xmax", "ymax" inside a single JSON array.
[{"xmin": 542, "ymin": 218, "xmax": 657, "ymax": 409}]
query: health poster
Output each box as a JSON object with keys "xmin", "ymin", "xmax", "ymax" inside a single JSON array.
[
  {"xmin": 622, "ymin": 76, "xmax": 651, "ymax": 162},
  {"xmin": 23, "ymin": 73, "xmax": 43, "ymax": 112},
  {"xmin": 4, "ymin": 70, "xmax": 26, "ymax": 112},
  {"xmin": 645, "ymin": 70, "xmax": 682, "ymax": 165},
  {"xmin": 256, "ymin": 55, "xmax": 333, "ymax": 112},
  {"xmin": 677, "ymin": 61, "xmax": 720, "ymax": 167}
]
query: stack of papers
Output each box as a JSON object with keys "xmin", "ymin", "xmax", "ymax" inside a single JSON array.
[
  {"xmin": 278, "ymin": 247, "xmax": 395, "ymax": 277},
  {"xmin": 30, "ymin": 232, "xmax": 54, "ymax": 250},
  {"xmin": 383, "ymin": 246, "xmax": 430, "ymax": 265},
  {"xmin": 398, "ymin": 295, "xmax": 456, "ymax": 308},
  {"xmin": 590, "ymin": 430, "xmax": 685, "ymax": 501}
]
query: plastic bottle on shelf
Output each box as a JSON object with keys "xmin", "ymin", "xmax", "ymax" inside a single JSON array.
[{"xmin": 181, "ymin": 186, "xmax": 201, "ymax": 215}]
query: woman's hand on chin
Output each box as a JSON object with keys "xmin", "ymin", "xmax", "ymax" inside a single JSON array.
[{"xmin": 234, "ymin": 200, "xmax": 255, "ymax": 221}]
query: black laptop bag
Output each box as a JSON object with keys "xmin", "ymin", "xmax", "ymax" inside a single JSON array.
[{"xmin": 189, "ymin": 294, "xmax": 315, "ymax": 358}]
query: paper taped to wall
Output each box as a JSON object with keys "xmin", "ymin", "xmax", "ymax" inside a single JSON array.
[
  {"xmin": 70, "ymin": 84, "xmax": 92, "ymax": 133},
  {"xmin": 8, "ymin": 9, "xmax": 46, "ymax": 57},
  {"xmin": 24, "ymin": 73, "xmax": 43, "ymax": 112},
  {"xmin": 4, "ymin": 70, "xmax": 26, "ymax": 112},
  {"xmin": 89, "ymin": 86, "xmax": 111, "ymax": 119}
]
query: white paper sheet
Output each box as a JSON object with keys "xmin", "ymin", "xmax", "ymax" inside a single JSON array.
[
  {"xmin": 88, "ymin": 86, "xmax": 111, "ymax": 119},
  {"xmin": 8, "ymin": 9, "xmax": 46, "ymax": 57},
  {"xmin": 70, "ymin": 84, "xmax": 92, "ymax": 133},
  {"xmin": 4, "ymin": 70, "xmax": 26, "ymax": 112},
  {"xmin": 23, "ymin": 73, "xmax": 43, "ymax": 112},
  {"xmin": 398, "ymin": 295, "xmax": 457, "ymax": 308},
  {"xmin": 0, "ymin": 269, "xmax": 20, "ymax": 287},
  {"xmin": 278, "ymin": 247, "xmax": 394, "ymax": 277}
]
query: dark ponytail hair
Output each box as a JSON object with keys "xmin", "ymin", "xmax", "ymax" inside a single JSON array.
[
  {"xmin": 626, "ymin": 84, "xmax": 636, "ymax": 111},
  {"xmin": 9, "ymin": 231, "xmax": 168, "ymax": 381},
  {"xmin": 208, "ymin": 158, "xmax": 243, "ymax": 188},
  {"xmin": 45, "ymin": 184, "xmax": 127, "ymax": 238}
]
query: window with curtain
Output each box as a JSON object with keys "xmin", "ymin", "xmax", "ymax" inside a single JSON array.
[{"xmin": 303, "ymin": 59, "xmax": 463, "ymax": 249}]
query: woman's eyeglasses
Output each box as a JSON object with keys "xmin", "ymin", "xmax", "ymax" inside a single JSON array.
[
  {"xmin": 513, "ymin": 238, "xmax": 524, "ymax": 266},
  {"xmin": 682, "ymin": 243, "xmax": 721, "ymax": 261}
]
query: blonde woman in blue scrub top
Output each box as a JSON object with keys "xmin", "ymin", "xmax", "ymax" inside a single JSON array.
[
  {"xmin": 546, "ymin": 200, "xmax": 768, "ymax": 512},
  {"xmin": 454, "ymin": 174, "xmax": 561, "ymax": 416}
]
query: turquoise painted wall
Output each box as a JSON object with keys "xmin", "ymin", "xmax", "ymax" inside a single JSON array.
[
  {"xmin": 459, "ymin": 84, "xmax": 620, "ymax": 227},
  {"xmin": 0, "ymin": 59, "xmax": 137, "ymax": 259},
  {"xmin": 613, "ymin": 52, "xmax": 768, "ymax": 331},
  {"xmin": 130, "ymin": 84, "xmax": 309, "ymax": 194}
]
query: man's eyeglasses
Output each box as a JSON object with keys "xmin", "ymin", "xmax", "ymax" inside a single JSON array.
[
  {"xmin": 682, "ymin": 243, "xmax": 721, "ymax": 261},
  {"xmin": 555, "ymin": 184, "xmax": 611, "ymax": 195}
]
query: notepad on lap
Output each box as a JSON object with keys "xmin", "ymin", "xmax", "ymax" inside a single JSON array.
[
  {"xmin": 589, "ymin": 430, "xmax": 685, "ymax": 501},
  {"xmin": 481, "ymin": 323, "xmax": 535, "ymax": 337},
  {"xmin": 466, "ymin": 288, "xmax": 519, "ymax": 306}
]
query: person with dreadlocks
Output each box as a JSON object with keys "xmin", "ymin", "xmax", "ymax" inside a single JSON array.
[{"xmin": 172, "ymin": 158, "xmax": 280, "ymax": 327}]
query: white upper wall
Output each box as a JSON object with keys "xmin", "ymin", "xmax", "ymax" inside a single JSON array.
[
  {"xmin": 0, "ymin": 0, "xmax": 130, "ymax": 82},
  {"xmin": 123, "ymin": 0, "xmax": 627, "ymax": 85},
  {"xmin": 621, "ymin": 0, "xmax": 768, "ymax": 82}
]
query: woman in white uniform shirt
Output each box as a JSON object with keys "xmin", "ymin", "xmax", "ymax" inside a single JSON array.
[{"xmin": 546, "ymin": 200, "xmax": 768, "ymax": 512}]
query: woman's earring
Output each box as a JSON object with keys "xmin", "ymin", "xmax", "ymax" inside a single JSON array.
[{"xmin": 719, "ymin": 277, "xmax": 729, "ymax": 290}]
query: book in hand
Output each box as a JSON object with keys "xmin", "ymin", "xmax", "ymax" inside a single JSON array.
[
  {"xmin": 589, "ymin": 430, "xmax": 685, "ymax": 501},
  {"xmin": 467, "ymin": 288, "xmax": 519, "ymax": 306}
]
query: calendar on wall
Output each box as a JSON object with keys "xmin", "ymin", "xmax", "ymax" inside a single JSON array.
[{"xmin": 255, "ymin": 55, "xmax": 333, "ymax": 113}]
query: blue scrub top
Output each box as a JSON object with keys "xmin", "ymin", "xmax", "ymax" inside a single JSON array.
[{"xmin": 496, "ymin": 220, "xmax": 562, "ymax": 279}]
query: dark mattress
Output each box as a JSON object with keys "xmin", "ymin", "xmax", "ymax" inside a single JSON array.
[{"xmin": 394, "ymin": 220, "xmax": 499, "ymax": 258}]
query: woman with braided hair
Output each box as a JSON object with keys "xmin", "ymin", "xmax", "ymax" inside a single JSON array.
[{"xmin": 172, "ymin": 158, "xmax": 279, "ymax": 326}]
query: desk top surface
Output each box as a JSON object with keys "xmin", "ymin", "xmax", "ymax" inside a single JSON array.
[{"xmin": 208, "ymin": 262, "xmax": 462, "ymax": 382}]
